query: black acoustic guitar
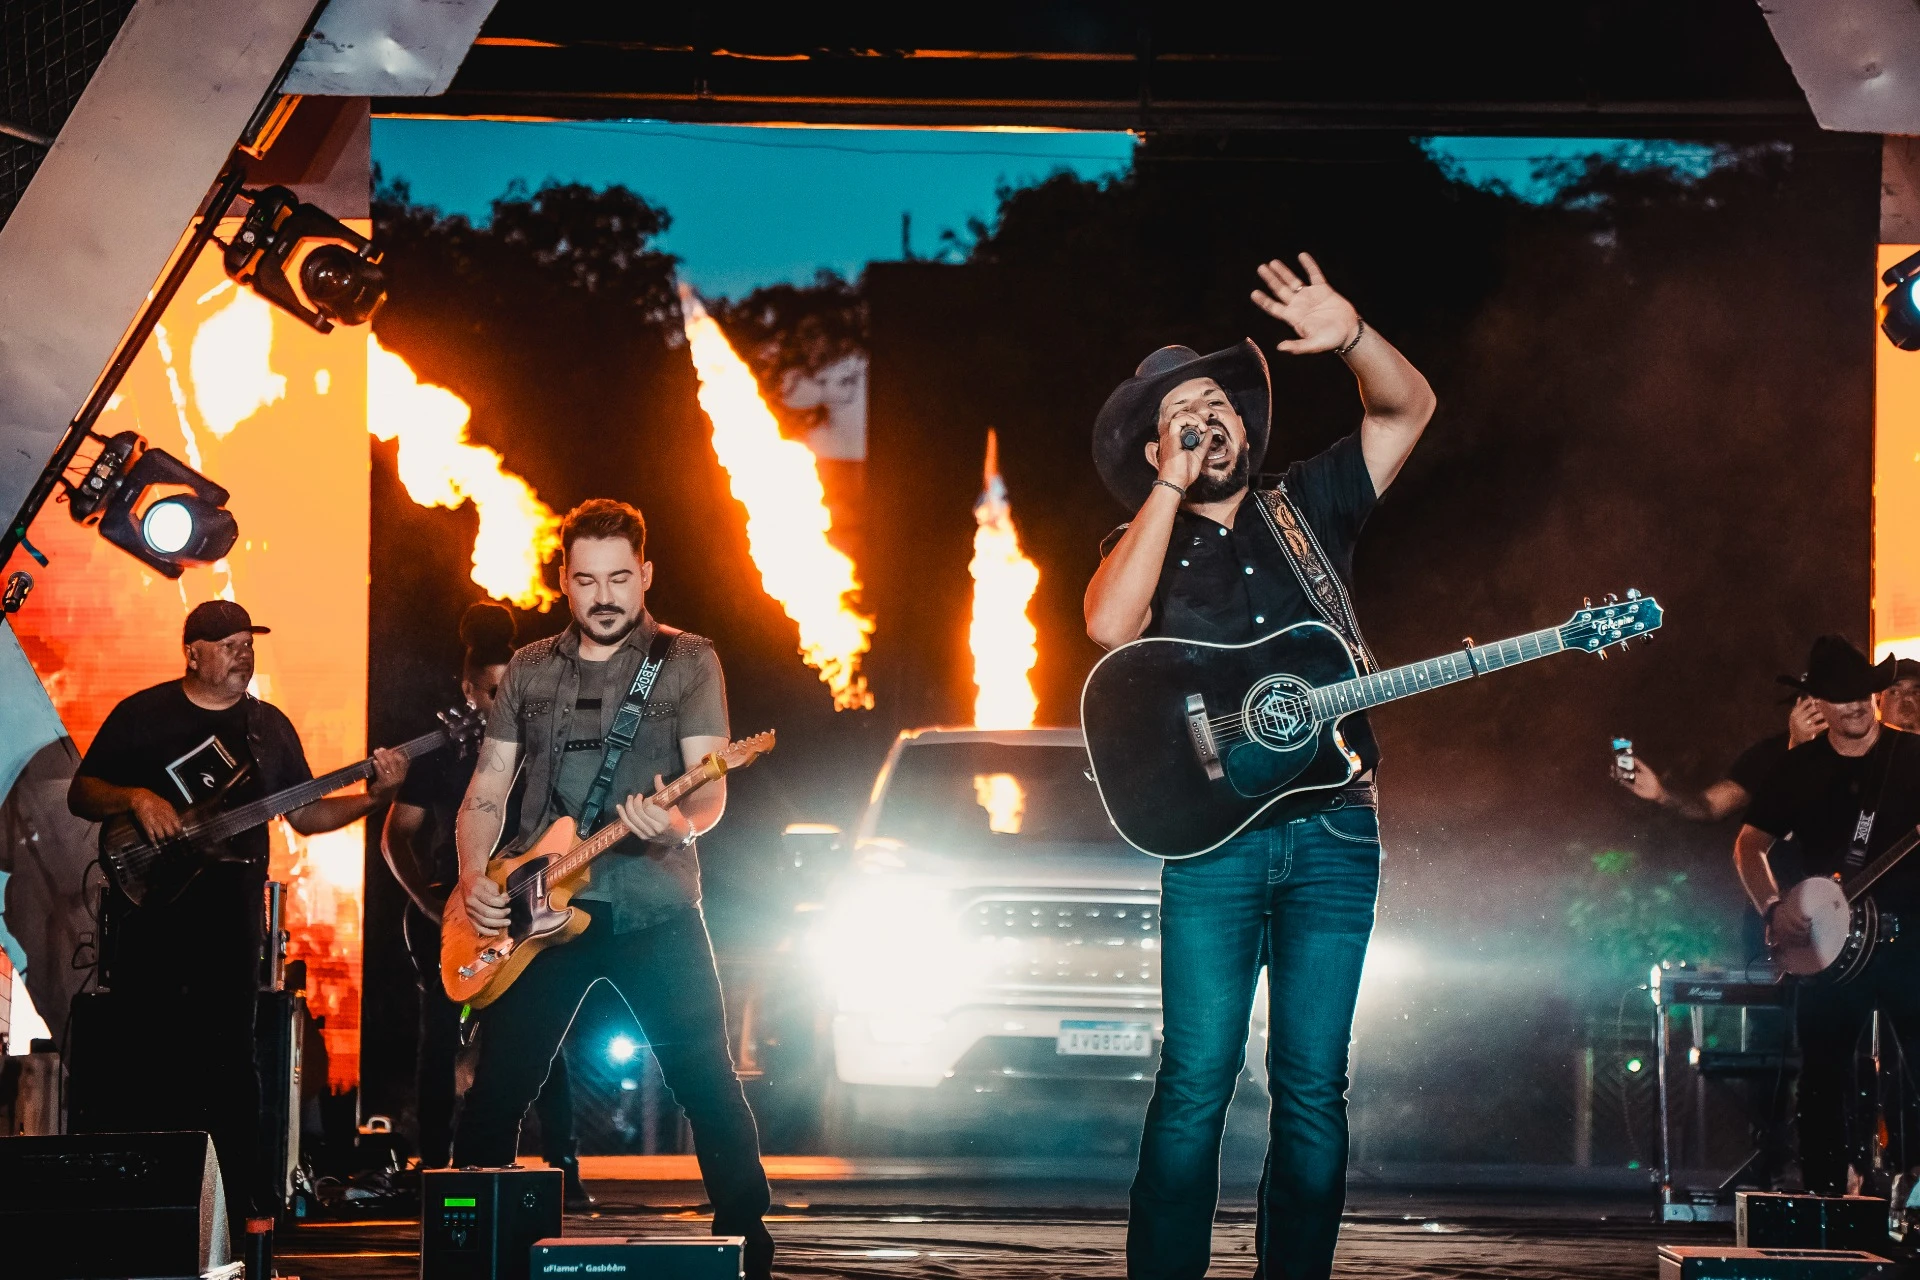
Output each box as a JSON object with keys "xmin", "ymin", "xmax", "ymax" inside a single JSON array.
[
  {"xmin": 100, "ymin": 704, "xmax": 485, "ymax": 905},
  {"xmin": 1081, "ymin": 592, "xmax": 1664, "ymax": 858}
]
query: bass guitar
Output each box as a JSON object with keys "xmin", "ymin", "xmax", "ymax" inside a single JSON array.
[
  {"xmin": 101, "ymin": 704, "xmax": 485, "ymax": 905},
  {"xmin": 1082, "ymin": 591, "xmax": 1663, "ymax": 857},
  {"xmin": 1771, "ymin": 824, "xmax": 1920, "ymax": 982},
  {"xmin": 441, "ymin": 731, "xmax": 775, "ymax": 1008}
]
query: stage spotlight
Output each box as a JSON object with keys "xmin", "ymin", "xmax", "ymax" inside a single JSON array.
[
  {"xmin": 67, "ymin": 431, "xmax": 239, "ymax": 577},
  {"xmin": 1881, "ymin": 248, "xmax": 1920, "ymax": 350},
  {"xmin": 223, "ymin": 185, "xmax": 388, "ymax": 333},
  {"xmin": 607, "ymin": 1035, "xmax": 638, "ymax": 1064}
]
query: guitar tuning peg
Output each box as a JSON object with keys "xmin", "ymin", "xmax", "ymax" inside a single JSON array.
[
  {"xmin": 1605, "ymin": 593, "xmax": 1619, "ymax": 605},
  {"xmin": 1626, "ymin": 588, "xmax": 1641, "ymax": 600},
  {"xmin": 1583, "ymin": 596, "xmax": 1592, "ymax": 609},
  {"xmin": 1597, "ymin": 649, "xmax": 1608, "ymax": 661}
]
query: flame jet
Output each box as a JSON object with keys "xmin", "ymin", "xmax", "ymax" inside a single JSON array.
[{"xmin": 969, "ymin": 429, "xmax": 1040, "ymax": 729}]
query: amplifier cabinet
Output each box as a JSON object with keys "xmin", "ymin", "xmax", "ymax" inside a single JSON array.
[
  {"xmin": 422, "ymin": 1167, "xmax": 563, "ymax": 1280},
  {"xmin": 1658, "ymin": 1245, "xmax": 1896, "ymax": 1279},
  {"xmin": 532, "ymin": 1237, "xmax": 744, "ymax": 1279},
  {"xmin": 0, "ymin": 1131, "xmax": 230, "ymax": 1279},
  {"xmin": 1737, "ymin": 1193, "xmax": 1891, "ymax": 1253}
]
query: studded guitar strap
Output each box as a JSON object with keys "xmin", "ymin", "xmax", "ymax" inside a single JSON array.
[{"xmin": 1252, "ymin": 484, "xmax": 1378, "ymax": 674}]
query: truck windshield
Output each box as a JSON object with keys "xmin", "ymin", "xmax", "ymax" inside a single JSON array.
[{"xmin": 869, "ymin": 742, "xmax": 1119, "ymax": 852}]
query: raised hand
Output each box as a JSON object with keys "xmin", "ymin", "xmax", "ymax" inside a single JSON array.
[{"xmin": 1251, "ymin": 253, "xmax": 1361, "ymax": 356}]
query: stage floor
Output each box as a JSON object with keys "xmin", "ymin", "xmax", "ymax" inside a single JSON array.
[{"xmin": 275, "ymin": 1158, "xmax": 1726, "ymax": 1279}]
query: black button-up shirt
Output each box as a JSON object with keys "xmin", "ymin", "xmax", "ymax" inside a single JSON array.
[{"xmin": 1104, "ymin": 431, "xmax": 1381, "ymax": 773}]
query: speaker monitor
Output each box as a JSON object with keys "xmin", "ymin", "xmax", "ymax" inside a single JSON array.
[
  {"xmin": 0, "ymin": 1131, "xmax": 232, "ymax": 1279},
  {"xmin": 533, "ymin": 1237, "xmax": 744, "ymax": 1279},
  {"xmin": 422, "ymin": 1167, "xmax": 563, "ymax": 1280},
  {"xmin": 1737, "ymin": 1192, "xmax": 1892, "ymax": 1253}
]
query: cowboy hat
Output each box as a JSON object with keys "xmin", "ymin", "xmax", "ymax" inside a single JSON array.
[
  {"xmin": 1776, "ymin": 635, "xmax": 1896, "ymax": 703},
  {"xmin": 1092, "ymin": 340, "xmax": 1271, "ymax": 510}
]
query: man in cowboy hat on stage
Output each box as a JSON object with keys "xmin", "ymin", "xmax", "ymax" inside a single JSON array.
[
  {"xmin": 1738, "ymin": 634, "xmax": 1920, "ymax": 1195},
  {"xmin": 1085, "ymin": 254, "xmax": 1435, "ymax": 1280}
]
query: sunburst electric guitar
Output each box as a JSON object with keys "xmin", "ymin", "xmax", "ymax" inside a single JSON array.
[
  {"xmin": 1082, "ymin": 592, "xmax": 1663, "ymax": 858},
  {"xmin": 441, "ymin": 731, "xmax": 775, "ymax": 1008}
]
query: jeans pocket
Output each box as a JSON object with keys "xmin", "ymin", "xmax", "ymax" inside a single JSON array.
[{"xmin": 1317, "ymin": 806, "xmax": 1379, "ymax": 844}]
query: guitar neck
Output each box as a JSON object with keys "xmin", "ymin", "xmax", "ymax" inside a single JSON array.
[
  {"xmin": 1844, "ymin": 825, "xmax": 1920, "ymax": 904},
  {"xmin": 542, "ymin": 761, "xmax": 715, "ymax": 889},
  {"xmin": 187, "ymin": 727, "xmax": 450, "ymax": 846},
  {"xmin": 1309, "ymin": 626, "xmax": 1568, "ymax": 720}
]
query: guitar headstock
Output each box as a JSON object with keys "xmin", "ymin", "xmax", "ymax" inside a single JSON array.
[
  {"xmin": 709, "ymin": 730, "xmax": 776, "ymax": 776},
  {"xmin": 437, "ymin": 702, "xmax": 489, "ymax": 757},
  {"xmin": 1558, "ymin": 590, "xmax": 1664, "ymax": 657}
]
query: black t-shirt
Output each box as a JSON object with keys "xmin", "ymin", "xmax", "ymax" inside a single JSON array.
[
  {"xmin": 1102, "ymin": 431, "xmax": 1381, "ymax": 772},
  {"xmin": 394, "ymin": 748, "xmax": 480, "ymax": 890},
  {"xmin": 77, "ymin": 681, "xmax": 313, "ymax": 864},
  {"xmin": 1727, "ymin": 732, "xmax": 1791, "ymax": 797},
  {"xmin": 1745, "ymin": 728, "xmax": 1920, "ymax": 911}
]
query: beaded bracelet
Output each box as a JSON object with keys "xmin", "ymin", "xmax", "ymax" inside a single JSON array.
[{"xmin": 1335, "ymin": 316, "xmax": 1367, "ymax": 359}]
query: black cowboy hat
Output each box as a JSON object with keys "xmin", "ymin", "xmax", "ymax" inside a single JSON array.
[
  {"xmin": 1092, "ymin": 340, "xmax": 1271, "ymax": 510},
  {"xmin": 1776, "ymin": 634, "xmax": 1897, "ymax": 703}
]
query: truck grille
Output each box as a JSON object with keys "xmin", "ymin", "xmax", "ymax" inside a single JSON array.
[{"xmin": 966, "ymin": 898, "xmax": 1159, "ymax": 992}]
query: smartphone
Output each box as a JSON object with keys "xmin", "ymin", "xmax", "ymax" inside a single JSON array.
[{"xmin": 1612, "ymin": 736, "xmax": 1635, "ymax": 781}]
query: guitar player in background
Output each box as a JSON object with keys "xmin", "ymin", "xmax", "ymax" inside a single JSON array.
[
  {"xmin": 67, "ymin": 600, "xmax": 409, "ymax": 1230},
  {"xmin": 1735, "ymin": 635, "xmax": 1920, "ymax": 1195},
  {"xmin": 449, "ymin": 499, "xmax": 773, "ymax": 1280},
  {"xmin": 1084, "ymin": 254, "xmax": 1434, "ymax": 1280},
  {"xmin": 381, "ymin": 601, "xmax": 591, "ymax": 1210}
]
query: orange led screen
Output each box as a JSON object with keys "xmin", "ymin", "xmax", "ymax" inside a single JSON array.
[
  {"xmin": 1878, "ymin": 245, "xmax": 1920, "ymax": 663},
  {"xmin": 8, "ymin": 233, "xmax": 370, "ymax": 1089}
]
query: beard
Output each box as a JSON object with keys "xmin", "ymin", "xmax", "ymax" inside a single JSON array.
[
  {"xmin": 1185, "ymin": 444, "xmax": 1252, "ymax": 504},
  {"xmin": 582, "ymin": 606, "xmax": 643, "ymax": 646}
]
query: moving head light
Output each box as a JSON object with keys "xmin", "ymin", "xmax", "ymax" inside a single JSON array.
[
  {"xmin": 67, "ymin": 431, "xmax": 238, "ymax": 577},
  {"xmin": 1882, "ymin": 248, "xmax": 1920, "ymax": 351},
  {"xmin": 223, "ymin": 185, "xmax": 388, "ymax": 332}
]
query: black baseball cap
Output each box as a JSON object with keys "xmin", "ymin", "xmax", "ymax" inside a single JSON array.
[
  {"xmin": 183, "ymin": 600, "xmax": 270, "ymax": 646},
  {"xmin": 1897, "ymin": 657, "xmax": 1920, "ymax": 684}
]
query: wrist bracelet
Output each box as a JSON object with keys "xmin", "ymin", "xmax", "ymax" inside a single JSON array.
[
  {"xmin": 1334, "ymin": 316, "xmax": 1367, "ymax": 359},
  {"xmin": 1151, "ymin": 478, "xmax": 1187, "ymax": 499}
]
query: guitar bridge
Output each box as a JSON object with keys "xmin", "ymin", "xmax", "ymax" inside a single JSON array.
[
  {"xmin": 1185, "ymin": 694, "xmax": 1225, "ymax": 781},
  {"xmin": 457, "ymin": 939, "xmax": 515, "ymax": 981}
]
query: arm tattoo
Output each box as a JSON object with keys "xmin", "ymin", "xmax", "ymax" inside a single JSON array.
[{"xmin": 461, "ymin": 798, "xmax": 502, "ymax": 817}]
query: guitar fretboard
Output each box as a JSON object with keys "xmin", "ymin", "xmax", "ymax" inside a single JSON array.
[
  {"xmin": 1843, "ymin": 825, "xmax": 1920, "ymax": 904},
  {"xmin": 1307, "ymin": 626, "xmax": 1567, "ymax": 720},
  {"xmin": 540, "ymin": 763, "xmax": 714, "ymax": 891},
  {"xmin": 182, "ymin": 727, "xmax": 450, "ymax": 846}
]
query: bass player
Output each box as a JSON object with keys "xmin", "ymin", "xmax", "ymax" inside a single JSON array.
[
  {"xmin": 1737, "ymin": 634, "xmax": 1920, "ymax": 1195},
  {"xmin": 1084, "ymin": 254, "xmax": 1435, "ymax": 1280},
  {"xmin": 449, "ymin": 499, "xmax": 772, "ymax": 1278},
  {"xmin": 67, "ymin": 600, "xmax": 408, "ymax": 1231}
]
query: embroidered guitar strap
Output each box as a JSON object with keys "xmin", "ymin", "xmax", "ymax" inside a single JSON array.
[
  {"xmin": 1252, "ymin": 485, "xmax": 1378, "ymax": 674},
  {"xmin": 578, "ymin": 625, "xmax": 678, "ymax": 837}
]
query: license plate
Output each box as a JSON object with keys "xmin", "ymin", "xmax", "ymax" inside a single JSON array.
[{"xmin": 1057, "ymin": 1020, "xmax": 1153, "ymax": 1057}]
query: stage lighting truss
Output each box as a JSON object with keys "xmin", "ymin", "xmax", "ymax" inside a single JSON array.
[
  {"xmin": 63, "ymin": 430, "xmax": 238, "ymax": 578},
  {"xmin": 1881, "ymin": 248, "xmax": 1920, "ymax": 351},
  {"xmin": 222, "ymin": 184, "xmax": 388, "ymax": 333}
]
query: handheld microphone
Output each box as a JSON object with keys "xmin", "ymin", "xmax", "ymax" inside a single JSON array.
[{"xmin": 1180, "ymin": 428, "xmax": 1202, "ymax": 450}]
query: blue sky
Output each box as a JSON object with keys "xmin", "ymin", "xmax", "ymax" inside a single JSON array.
[
  {"xmin": 373, "ymin": 120, "xmax": 1138, "ymax": 297},
  {"xmin": 371, "ymin": 122, "xmax": 1725, "ymax": 298}
]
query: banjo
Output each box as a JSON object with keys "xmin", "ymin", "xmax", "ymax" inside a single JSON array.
[{"xmin": 1771, "ymin": 824, "xmax": 1920, "ymax": 982}]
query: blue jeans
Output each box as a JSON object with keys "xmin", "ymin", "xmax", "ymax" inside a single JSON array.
[{"xmin": 1128, "ymin": 802, "xmax": 1381, "ymax": 1280}]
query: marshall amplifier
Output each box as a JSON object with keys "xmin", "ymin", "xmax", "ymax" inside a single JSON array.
[
  {"xmin": 532, "ymin": 1237, "xmax": 744, "ymax": 1279},
  {"xmin": 422, "ymin": 1167, "xmax": 562, "ymax": 1280}
]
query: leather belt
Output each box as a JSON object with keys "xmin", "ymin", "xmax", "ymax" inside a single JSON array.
[{"xmin": 1323, "ymin": 782, "xmax": 1378, "ymax": 810}]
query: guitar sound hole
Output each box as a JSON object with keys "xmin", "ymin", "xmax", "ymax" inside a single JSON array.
[{"xmin": 1244, "ymin": 676, "xmax": 1316, "ymax": 750}]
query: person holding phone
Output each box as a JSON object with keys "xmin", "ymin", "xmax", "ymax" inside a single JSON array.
[{"xmin": 1614, "ymin": 693, "xmax": 1828, "ymax": 822}]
